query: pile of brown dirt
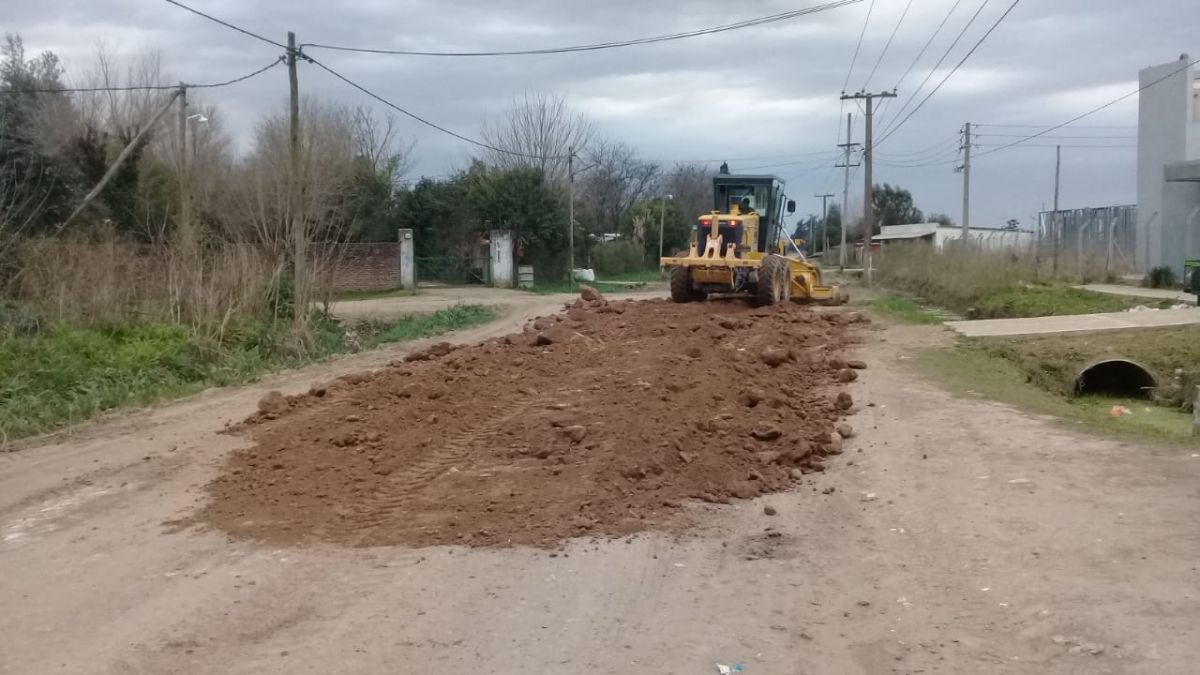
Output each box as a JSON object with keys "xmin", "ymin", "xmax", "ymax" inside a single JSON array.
[{"xmin": 196, "ymin": 297, "xmax": 867, "ymax": 548}]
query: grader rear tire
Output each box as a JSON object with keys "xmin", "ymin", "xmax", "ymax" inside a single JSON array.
[
  {"xmin": 670, "ymin": 266, "xmax": 693, "ymax": 303},
  {"xmin": 755, "ymin": 255, "xmax": 787, "ymax": 307}
]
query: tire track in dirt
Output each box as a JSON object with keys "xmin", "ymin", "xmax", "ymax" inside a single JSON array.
[{"xmin": 344, "ymin": 394, "xmax": 538, "ymax": 533}]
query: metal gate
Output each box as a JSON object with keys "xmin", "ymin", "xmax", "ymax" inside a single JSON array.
[{"xmin": 414, "ymin": 255, "xmax": 492, "ymax": 285}]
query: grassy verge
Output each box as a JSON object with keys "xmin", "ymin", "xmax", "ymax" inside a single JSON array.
[
  {"xmin": 875, "ymin": 244, "xmax": 1166, "ymax": 319},
  {"xmin": 367, "ymin": 304, "xmax": 497, "ymax": 346},
  {"xmin": 330, "ymin": 288, "xmax": 419, "ymax": 302},
  {"xmin": 970, "ymin": 286, "xmax": 1169, "ymax": 318},
  {"xmin": 0, "ymin": 305, "xmax": 496, "ymax": 444},
  {"xmin": 916, "ymin": 333, "xmax": 1200, "ymax": 444},
  {"xmin": 859, "ymin": 293, "xmax": 945, "ymax": 324}
]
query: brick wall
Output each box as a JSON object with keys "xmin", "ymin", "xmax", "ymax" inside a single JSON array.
[{"xmin": 323, "ymin": 243, "xmax": 401, "ymax": 292}]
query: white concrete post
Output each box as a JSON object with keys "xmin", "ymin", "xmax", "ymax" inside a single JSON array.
[
  {"xmin": 398, "ymin": 229, "xmax": 415, "ymax": 289},
  {"xmin": 490, "ymin": 230, "xmax": 514, "ymax": 288},
  {"xmin": 1193, "ymin": 385, "xmax": 1200, "ymax": 437}
]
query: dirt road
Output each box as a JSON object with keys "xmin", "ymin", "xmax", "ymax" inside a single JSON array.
[{"xmin": 3, "ymin": 293, "xmax": 1199, "ymax": 674}]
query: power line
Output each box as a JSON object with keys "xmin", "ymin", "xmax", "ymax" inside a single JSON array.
[
  {"xmin": 877, "ymin": 0, "xmax": 965, "ymax": 121},
  {"xmin": 974, "ymin": 55, "xmax": 1200, "ymax": 159},
  {"xmin": 877, "ymin": 0, "xmax": 1022, "ymax": 145},
  {"xmin": 874, "ymin": 133, "xmax": 960, "ymax": 158},
  {"xmin": 975, "ymin": 123, "xmax": 1135, "ymax": 129},
  {"xmin": 304, "ymin": 1, "xmax": 863, "ymax": 57},
  {"xmin": 977, "ymin": 142, "xmax": 1136, "ymax": 148},
  {"xmin": 161, "ymin": 0, "xmax": 287, "ymax": 49},
  {"xmin": 842, "ymin": 0, "xmax": 877, "ymax": 93},
  {"xmin": 306, "ymin": 56, "xmax": 568, "ymax": 160},
  {"xmin": 878, "ymin": 0, "xmax": 990, "ymax": 138},
  {"xmin": 976, "ymin": 132, "xmax": 1136, "ymax": 139},
  {"xmin": 0, "ymin": 57, "xmax": 285, "ymax": 94},
  {"xmin": 863, "ymin": 0, "xmax": 916, "ymax": 91}
]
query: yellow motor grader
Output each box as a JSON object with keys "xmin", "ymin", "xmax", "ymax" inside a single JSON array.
[{"xmin": 660, "ymin": 173, "xmax": 844, "ymax": 306}]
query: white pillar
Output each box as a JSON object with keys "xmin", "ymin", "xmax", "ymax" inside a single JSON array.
[
  {"xmin": 490, "ymin": 230, "xmax": 514, "ymax": 288},
  {"xmin": 398, "ymin": 228, "xmax": 415, "ymax": 289}
]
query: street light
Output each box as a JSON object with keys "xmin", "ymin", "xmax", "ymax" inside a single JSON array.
[{"xmin": 658, "ymin": 193, "xmax": 674, "ymax": 264}]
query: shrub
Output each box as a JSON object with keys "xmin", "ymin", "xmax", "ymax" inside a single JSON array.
[
  {"xmin": 590, "ymin": 241, "xmax": 647, "ymax": 277},
  {"xmin": 1146, "ymin": 265, "xmax": 1178, "ymax": 289}
]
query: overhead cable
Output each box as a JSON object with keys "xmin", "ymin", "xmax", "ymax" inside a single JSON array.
[
  {"xmin": 0, "ymin": 56, "xmax": 285, "ymax": 94},
  {"xmin": 876, "ymin": 0, "xmax": 1022, "ymax": 145},
  {"xmin": 303, "ymin": 1, "xmax": 863, "ymax": 57}
]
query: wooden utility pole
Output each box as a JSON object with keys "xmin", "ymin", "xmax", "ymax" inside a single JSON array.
[
  {"xmin": 815, "ymin": 193, "xmax": 834, "ymax": 254},
  {"xmin": 287, "ymin": 31, "xmax": 305, "ymax": 323},
  {"xmin": 1052, "ymin": 144, "xmax": 1061, "ymax": 276},
  {"xmin": 178, "ymin": 83, "xmax": 191, "ymax": 244},
  {"xmin": 61, "ymin": 89, "xmax": 181, "ymax": 231},
  {"xmin": 836, "ymin": 112, "xmax": 860, "ymax": 271},
  {"xmin": 961, "ymin": 122, "xmax": 971, "ymax": 246},
  {"xmin": 567, "ymin": 146, "xmax": 575, "ymax": 275},
  {"xmin": 842, "ymin": 91, "xmax": 896, "ymax": 286}
]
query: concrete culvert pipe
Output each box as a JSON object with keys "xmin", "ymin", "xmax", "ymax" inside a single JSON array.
[{"xmin": 1073, "ymin": 359, "xmax": 1157, "ymax": 398}]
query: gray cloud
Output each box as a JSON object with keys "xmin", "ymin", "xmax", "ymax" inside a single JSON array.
[{"xmin": 11, "ymin": 0, "xmax": 1197, "ymax": 227}]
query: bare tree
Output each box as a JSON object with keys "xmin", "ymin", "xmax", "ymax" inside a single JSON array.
[
  {"xmin": 660, "ymin": 163, "xmax": 716, "ymax": 228},
  {"xmin": 352, "ymin": 107, "xmax": 416, "ymax": 183},
  {"xmin": 579, "ymin": 138, "xmax": 660, "ymax": 237},
  {"xmin": 479, "ymin": 92, "xmax": 597, "ymax": 183}
]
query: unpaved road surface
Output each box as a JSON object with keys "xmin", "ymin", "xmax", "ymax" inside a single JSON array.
[{"xmin": 3, "ymin": 293, "xmax": 1200, "ymax": 674}]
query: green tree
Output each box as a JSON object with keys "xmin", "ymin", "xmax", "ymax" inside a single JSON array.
[
  {"xmin": 1, "ymin": 34, "xmax": 80, "ymax": 235},
  {"xmin": 929, "ymin": 212, "xmax": 955, "ymax": 227},
  {"xmin": 464, "ymin": 163, "xmax": 567, "ymax": 275},
  {"xmin": 624, "ymin": 196, "xmax": 690, "ymax": 262},
  {"xmin": 871, "ymin": 183, "xmax": 924, "ymax": 231}
]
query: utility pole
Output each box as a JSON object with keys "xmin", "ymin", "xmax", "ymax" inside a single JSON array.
[
  {"xmin": 287, "ymin": 31, "xmax": 305, "ymax": 325},
  {"xmin": 658, "ymin": 194, "xmax": 672, "ymax": 263},
  {"xmin": 841, "ymin": 90, "xmax": 896, "ymax": 286},
  {"xmin": 815, "ymin": 193, "xmax": 834, "ymax": 255},
  {"xmin": 1052, "ymin": 144, "xmax": 1061, "ymax": 276},
  {"xmin": 836, "ymin": 112, "xmax": 861, "ymax": 271},
  {"xmin": 960, "ymin": 122, "xmax": 971, "ymax": 246},
  {"xmin": 178, "ymin": 83, "xmax": 191, "ymax": 246},
  {"xmin": 567, "ymin": 146, "xmax": 575, "ymax": 276}
]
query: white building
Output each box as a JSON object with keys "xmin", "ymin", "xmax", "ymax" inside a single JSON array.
[
  {"xmin": 1136, "ymin": 54, "xmax": 1200, "ymax": 273},
  {"xmin": 873, "ymin": 223, "xmax": 1034, "ymax": 252}
]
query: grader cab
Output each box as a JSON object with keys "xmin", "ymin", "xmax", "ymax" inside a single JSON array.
[{"xmin": 660, "ymin": 174, "xmax": 844, "ymax": 306}]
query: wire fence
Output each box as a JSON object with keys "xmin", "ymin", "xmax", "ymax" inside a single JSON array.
[{"xmin": 1037, "ymin": 204, "xmax": 1137, "ymax": 275}]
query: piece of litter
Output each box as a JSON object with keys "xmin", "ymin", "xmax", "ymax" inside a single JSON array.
[
  {"xmin": 1007, "ymin": 479, "xmax": 1032, "ymax": 485},
  {"xmin": 863, "ymin": 492, "xmax": 877, "ymax": 502},
  {"xmin": 999, "ymin": 603, "xmax": 1009, "ymax": 607},
  {"xmin": 1110, "ymin": 405, "xmax": 1132, "ymax": 417},
  {"xmin": 674, "ymin": 563, "xmax": 686, "ymax": 568},
  {"xmin": 897, "ymin": 597, "xmax": 909, "ymax": 604},
  {"xmin": 981, "ymin": 588, "xmax": 990, "ymax": 592},
  {"xmin": 717, "ymin": 664, "xmax": 744, "ymax": 674}
]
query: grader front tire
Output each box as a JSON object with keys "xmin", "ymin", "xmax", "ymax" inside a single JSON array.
[
  {"xmin": 670, "ymin": 266, "xmax": 693, "ymax": 303},
  {"xmin": 755, "ymin": 255, "xmax": 787, "ymax": 307}
]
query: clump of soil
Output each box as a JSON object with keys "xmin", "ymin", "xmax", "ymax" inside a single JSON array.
[{"xmin": 197, "ymin": 299, "xmax": 866, "ymax": 548}]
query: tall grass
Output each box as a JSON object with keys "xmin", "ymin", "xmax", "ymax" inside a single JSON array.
[{"xmin": 875, "ymin": 244, "xmax": 1142, "ymax": 318}]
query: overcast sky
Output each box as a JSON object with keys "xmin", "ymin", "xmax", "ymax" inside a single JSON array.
[{"xmin": 10, "ymin": 0, "xmax": 1198, "ymax": 228}]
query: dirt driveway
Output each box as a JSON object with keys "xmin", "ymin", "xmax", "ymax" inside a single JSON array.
[{"xmin": 2, "ymin": 294, "xmax": 1199, "ymax": 674}]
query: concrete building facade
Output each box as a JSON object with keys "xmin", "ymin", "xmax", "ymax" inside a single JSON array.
[{"xmin": 1136, "ymin": 54, "xmax": 1200, "ymax": 273}]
